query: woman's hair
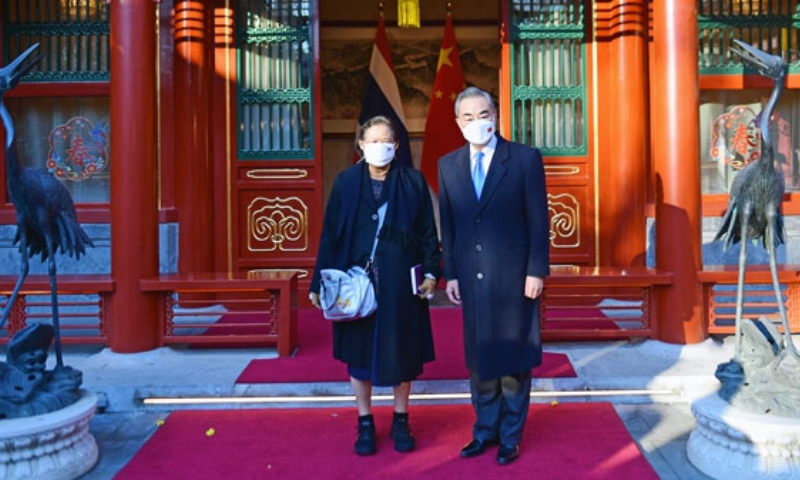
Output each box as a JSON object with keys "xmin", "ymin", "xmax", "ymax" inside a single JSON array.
[
  {"xmin": 358, "ymin": 115, "xmax": 396, "ymax": 142},
  {"xmin": 454, "ymin": 87, "xmax": 496, "ymax": 117}
]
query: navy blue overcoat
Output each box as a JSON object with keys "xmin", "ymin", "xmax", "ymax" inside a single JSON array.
[
  {"xmin": 438, "ymin": 135, "xmax": 550, "ymax": 380},
  {"xmin": 311, "ymin": 162, "xmax": 441, "ymax": 384}
]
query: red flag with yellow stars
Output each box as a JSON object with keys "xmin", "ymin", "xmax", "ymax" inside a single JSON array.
[{"xmin": 420, "ymin": 12, "xmax": 466, "ymax": 193}]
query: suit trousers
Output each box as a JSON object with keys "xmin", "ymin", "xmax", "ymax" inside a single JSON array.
[{"xmin": 468, "ymin": 369, "xmax": 532, "ymax": 446}]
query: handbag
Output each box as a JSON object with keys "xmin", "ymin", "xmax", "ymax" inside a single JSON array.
[
  {"xmin": 319, "ymin": 266, "xmax": 377, "ymax": 321},
  {"xmin": 319, "ymin": 203, "xmax": 385, "ymax": 321}
]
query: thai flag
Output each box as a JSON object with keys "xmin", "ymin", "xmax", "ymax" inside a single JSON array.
[{"xmin": 357, "ymin": 16, "xmax": 412, "ymax": 168}]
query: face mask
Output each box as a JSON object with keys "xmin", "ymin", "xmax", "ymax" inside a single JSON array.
[
  {"xmin": 461, "ymin": 118, "xmax": 495, "ymax": 145},
  {"xmin": 362, "ymin": 142, "xmax": 396, "ymax": 167}
]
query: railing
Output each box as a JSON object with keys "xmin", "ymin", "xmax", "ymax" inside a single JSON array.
[
  {"xmin": 699, "ymin": 265, "xmax": 800, "ymax": 334},
  {"xmin": 139, "ymin": 271, "xmax": 298, "ymax": 356},
  {"xmin": 541, "ymin": 266, "xmax": 673, "ymax": 340},
  {"xmin": 0, "ymin": 275, "xmax": 115, "ymax": 344}
]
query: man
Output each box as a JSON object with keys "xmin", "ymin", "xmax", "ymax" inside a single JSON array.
[{"xmin": 437, "ymin": 87, "xmax": 550, "ymax": 466}]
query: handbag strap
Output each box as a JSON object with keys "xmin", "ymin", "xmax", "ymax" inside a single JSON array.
[{"xmin": 369, "ymin": 203, "xmax": 387, "ymax": 266}]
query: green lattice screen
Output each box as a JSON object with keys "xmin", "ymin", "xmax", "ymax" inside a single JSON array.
[
  {"xmin": 698, "ymin": 0, "xmax": 800, "ymax": 74},
  {"xmin": 237, "ymin": 0, "xmax": 312, "ymax": 160},
  {"xmin": 509, "ymin": 0, "xmax": 586, "ymax": 156},
  {"xmin": 3, "ymin": 0, "xmax": 109, "ymax": 82}
]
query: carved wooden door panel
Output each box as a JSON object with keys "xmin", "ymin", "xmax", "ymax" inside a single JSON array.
[
  {"xmin": 216, "ymin": 1, "xmax": 322, "ymax": 297},
  {"xmin": 505, "ymin": 0, "xmax": 596, "ymax": 265}
]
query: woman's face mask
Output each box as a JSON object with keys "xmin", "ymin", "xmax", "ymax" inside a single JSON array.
[
  {"xmin": 362, "ymin": 142, "xmax": 396, "ymax": 167},
  {"xmin": 460, "ymin": 118, "xmax": 496, "ymax": 146}
]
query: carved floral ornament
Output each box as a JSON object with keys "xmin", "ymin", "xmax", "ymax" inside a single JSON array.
[
  {"xmin": 548, "ymin": 193, "xmax": 579, "ymax": 248},
  {"xmin": 247, "ymin": 196, "xmax": 308, "ymax": 252}
]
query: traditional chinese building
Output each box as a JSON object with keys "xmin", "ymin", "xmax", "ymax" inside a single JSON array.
[{"xmin": 1, "ymin": 0, "xmax": 798, "ymax": 352}]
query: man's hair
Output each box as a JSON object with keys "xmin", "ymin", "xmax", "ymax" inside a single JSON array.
[{"xmin": 454, "ymin": 87, "xmax": 496, "ymax": 117}]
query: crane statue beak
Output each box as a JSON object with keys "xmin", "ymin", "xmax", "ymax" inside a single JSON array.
[
  {"xmin": 0, "ymin": 43, "xmax": 42, "ymax": 95},
  {"xmin": 730, "ymin": 39, "xmax": 786, "ymax": 82}
]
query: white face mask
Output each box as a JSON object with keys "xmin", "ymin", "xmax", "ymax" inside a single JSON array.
[
  {"xmin": 461, "ymin": 118, "xmax": 495, "ymax": 146},
  {"xmin": 362, "ymin": 142, "xmax": 396, "ymax": 167}
]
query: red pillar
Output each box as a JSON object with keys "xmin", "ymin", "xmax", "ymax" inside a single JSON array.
[
  {"xmin": 108, "ymin": 0, "xmax": 161, "ymax": 352},
  {"xmin": 174, "ymin": 1, "xmax": 214, "ymax": 274},
  {"xmin": 652, "ymin": 0, "xmax": 705, "ymax": 343},
  {"xmin": 599, "ymin": 0, "xmax": 649, "ymax": 267}
]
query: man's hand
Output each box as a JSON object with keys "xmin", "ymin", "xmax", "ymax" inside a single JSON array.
[
  {"xmin": 445, "ymin": 279, "xmax": 462, "ymax": 305},
  {"xmin": 417, "ymin": 277, "xmax": 437, "ymax": 300},
  {"xmin": 309, "ymin": 292, "xmax": 321, "ymax": 309},
  {"xmin": 524, "ymin": 276, "xmax": 544, "ymax": 299}
]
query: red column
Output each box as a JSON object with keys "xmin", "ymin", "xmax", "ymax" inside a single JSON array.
[
  {"xmin": 108, "ymin": 0, "xmax": 160, "ymax": 352},
  {"xmin": 652, "ymin": 0, "xmax": 705, "ymax": 343},
  {"xmin": 598, "ymin": 0, "xmax": 649, "ymax": 267},
  {"xmin": 174, "ymin": 1, "xmax": 214, "ymax": 274}
]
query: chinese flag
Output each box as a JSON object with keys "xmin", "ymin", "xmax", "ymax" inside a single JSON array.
[{"xmin": 420, "ymin": 13, "xmax": 466, "ymax": 193}]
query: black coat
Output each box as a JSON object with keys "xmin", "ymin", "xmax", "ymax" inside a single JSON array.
[
  {"xmin": 438, "ymin": 135, "xmax": 550, "ymax": 380},
  {"xmin": 311, "ymin": 162, "xmax": 441, "ymax": 384}
]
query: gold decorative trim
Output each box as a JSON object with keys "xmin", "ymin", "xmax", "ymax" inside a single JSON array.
[
  {"xmin": 544, "ymin": 165, "xmax": 581, "ymax": 176},
  {"xmin": 246, "ymin": 168, "xmax": 309, "ymax": 180},
  {"xmin": 548, "ymin": 193, "xmax": 580, "ymax": 248},
  {"xmin": 224, "ymin": 0, "xmax": 233, "ymax": 272},
  {"xmin": 247, "ymin": 196, "xmax": 309, "ymax": 252},
  {"xmin": 248, "ymin": 268, "xmax": 309, "ymax": 279}
]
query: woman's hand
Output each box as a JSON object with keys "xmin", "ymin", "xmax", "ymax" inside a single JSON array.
[
  {"xmin": 309, "ymin": 292, "xmax": 321, "ymax": 309},
  {"xmin": 417, "ymin": 277, "xmax": 437, "ymax": 300}
]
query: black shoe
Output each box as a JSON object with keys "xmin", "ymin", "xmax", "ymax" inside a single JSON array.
[
  {"xmin": 354, "ymin": 415, "xmax": 377, "ymax": 456},
  {"xmin": 497, "ymin": 444, "xmax": 520, "ymax": 465},
  {"xmin": 390, "ymin": 412, "xmax": 416, "ymax": 452},
  {"xmin": 460, "ymin": 438, "xmax": 498, "ymax": 458}
]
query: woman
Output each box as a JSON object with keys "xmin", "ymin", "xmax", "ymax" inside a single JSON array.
[{"xmin": 309, "ymin": 115, "xmax": 440, "ymax": 456}]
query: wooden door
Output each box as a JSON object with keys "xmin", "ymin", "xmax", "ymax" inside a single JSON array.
[
  {"xmin": 502, "ymin": 0, "xmax": 596, "ymax": 265},
  {"xmin": 213, "ymin": 1, "xmax": 323, "ymax": 299}
]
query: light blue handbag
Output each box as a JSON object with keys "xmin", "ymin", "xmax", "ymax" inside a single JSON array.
[
  {"xmin": 319, "ymin": 266, "xmax": 377, "ymax": 321},
  {"xmin": 319, "ymin": 204, "xmax": 385, "ymax": 321}
]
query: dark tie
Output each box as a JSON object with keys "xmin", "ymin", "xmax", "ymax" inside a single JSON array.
[{"xmin": 472, "ymin": 151, "xmax": 485, "ymax": 199}]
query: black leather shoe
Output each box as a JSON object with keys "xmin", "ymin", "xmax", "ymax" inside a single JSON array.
[
  {"xmin": 460, "ymin": 438, "xmax": 498, "ymax": 458},
  {"xmin": 497, "ymin": 444, "xmax": 520, "ymax": 465}
]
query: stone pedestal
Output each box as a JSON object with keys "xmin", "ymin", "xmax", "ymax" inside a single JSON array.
[
  {"xmin": 0, "ymin": 390, "xmax": 98, "ymax": 480},
  {"xmin": 688, "ymin": 394, "xmax": 800, "ymax": 479}
]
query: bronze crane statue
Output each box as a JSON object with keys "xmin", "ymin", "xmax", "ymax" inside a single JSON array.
[
  {"xmin": 714, "ymin": 38, "xmax": 797, "ymax": 361},
  {"xmin": 0, "ymin": 44, "xmax": 94, "ymax": 369}
]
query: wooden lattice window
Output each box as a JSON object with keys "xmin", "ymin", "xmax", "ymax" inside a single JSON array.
[
  {"xmin": 1, "ymin": 1, "xmax": 110, "ymax": 206},
  {"xmin": 698, "ymin": 0, "xmax": 800, "ymax": 74},
  {"xmin": 3, "ymin": 0, "xmax": 109, "ymax": 82},
  {"xmin": 509, "ymin": 0, "xmax": 586, "ymax": 156},
  {"xmin": 237, "ymin": 0, "xmax": 313, "ymax": 160},
  {"xmin": 698, "ymin": 0, "xmax": 800, "ymax": 196}
]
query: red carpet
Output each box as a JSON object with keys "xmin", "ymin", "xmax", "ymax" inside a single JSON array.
[
  {"xmin": 115, "ymin": 403, "xmax": 658, "ymax": 480},
  {"xmin": 236, "ymin": 308, "xmax": 576, "ymax": 384}
]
